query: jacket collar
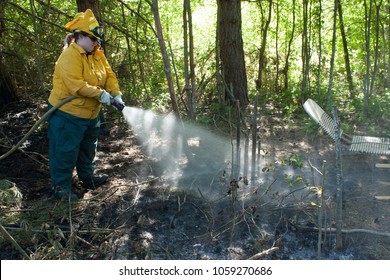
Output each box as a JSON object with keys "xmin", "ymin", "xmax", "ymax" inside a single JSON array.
[{"xmin": 70, "ymin": 42, "xmax": 103, "ymax": 60}]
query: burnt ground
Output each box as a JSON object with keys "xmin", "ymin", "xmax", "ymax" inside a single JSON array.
[{"xmin": 0, "ymin": 100, "xmax": 389, "ymax": 260}]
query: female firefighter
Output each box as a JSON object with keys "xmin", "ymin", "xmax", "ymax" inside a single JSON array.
[{"xmin": 48, "ymin": 9, "xmax": 125, "ymax": 200}]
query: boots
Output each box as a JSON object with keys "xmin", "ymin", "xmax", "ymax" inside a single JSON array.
[
  {"xmin": 80, "ymin": 174, "xmax": 109, "ymax": 190},
  {"xmin": 50, "ymin": 186, "xmax": 78, "ymax": 201}
]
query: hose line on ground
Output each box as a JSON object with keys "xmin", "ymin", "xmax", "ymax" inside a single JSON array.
[{"xmin": 0, "ymin": 95, "xmax": 77, "ymax": 161}]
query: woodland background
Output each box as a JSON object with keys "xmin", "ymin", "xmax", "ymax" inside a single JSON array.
[
  {"xmin": 0, "ymin": 0, "xmax": 389, "ymax": 128},
  {"xmin": 0, "ymin": 0, "xmax": 390, "ymax": 260}
]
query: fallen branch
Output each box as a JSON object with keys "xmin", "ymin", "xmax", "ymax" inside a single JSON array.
[
  {"xmin": 292, "ymin": 223, "xmax": 390, "ymax": 237},
  {"xmin": 248, "ymin": 246, "xmax": 279, "ymax": 260},
  {"xmin": 374, "ymin": 196, "xmax": 390, "ymax": 201},
  {"xmin": 0, "ymin": 223, "xmax": 30, "ymax": 259},
  {"xmin": 2, "ymin": 225, "xmax": 118, "ymax": 235}
]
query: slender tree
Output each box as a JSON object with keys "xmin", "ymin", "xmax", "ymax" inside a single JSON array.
[
  {"xmin": 216, "ymin": 0, "xmax": 223, "ymax": 104},
  {"xmin": 183, "ymin": 0, "xmax": 196, "ymax": 118},
  {"xmin": 369, "ymin": 0, "xmax": 383, "ymax": 97},
  {"xmin": 282, "ymin": 0, "xmax": 296, "ymax": 92},
  {"xmin": 327, "ymin": 0, "xmax": 338, "ymax": 106},
  {"xmin": 316, "ymin": 0, "xmax": 323, "ymax": 96},
  {"xmin": 275, "ymin": 0, "xmax": 280, "ymax": 92},
  {"xmin": 255, "ymin": 0, "xmax": 272, "ymax": 95},
  {"xmin": 29, "ymin": 0, "xmax": 44, "ymax": 92},
  {"xmin": 301, "ymin": 0, "xmax": 310, "ymax": 98},
  {"xmin": 338, "ymin": 0, "xmax": 355, "ymax": 97},
  {"xmin": 149, "ymin": 0, "xmax": 179, "ymax": 117},
  {"xmin": 363, "ymin": 0, "xmax": 373, "ymax": 112}
]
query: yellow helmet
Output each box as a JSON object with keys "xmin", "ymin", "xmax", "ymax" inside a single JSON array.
[{"xmin": 64, "ymin": 9, "xmax": 103, "ymax": 39}]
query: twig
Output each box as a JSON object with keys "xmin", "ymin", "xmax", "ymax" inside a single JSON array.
[
  {"xmin": 0, "ymin": 223, "xmax": 30, "ymax": 259},
  {"xmin": 308, "ymin": 160, "xmax": 323, "ymax": 176},
  {"xmin": 170, "ymin": 195, "xmax": 187, "ymax": 228},
  {"xmin": 247, "ymin": 246, "xmax": 279, "ymax": 260},
  {"xmin": 190, "ymin": 202, "xmax": 212, "ymax": 224},
  {"xmin": 277, "ymin": 186, "xmax": 310, "ymax": 208},
  {"xmin": 291, "ymin": 222, "xmax": 390, "ymax": 237},
  {"xmin": 76, "ymin": 236, "xmax": 98, "ymax": 249},
  {"xmin": 3, "ymin": 225, "xmax": 118, "ymax": 234}
]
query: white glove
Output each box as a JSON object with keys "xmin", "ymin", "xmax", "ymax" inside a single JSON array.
[
  {"xmin": 114, "ymin": 94, "xmax": 125, "ymax": 105},
  {"xmin": 99, "ymin": 90, "xmax": 111, "ymax": 105}
]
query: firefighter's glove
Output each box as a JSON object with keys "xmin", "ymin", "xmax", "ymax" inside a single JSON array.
[
  {"xmin": 114, "ymin": 94, "xmax": 125, "ymax": 106},
  {"xmin": 99, "ymin": 90, "xmax": 111, "ymax": 105}
]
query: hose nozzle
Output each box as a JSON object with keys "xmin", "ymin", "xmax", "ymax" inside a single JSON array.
[{"xmin": 110, "ymin": 97, "xmax": 125, "ymax": 111}]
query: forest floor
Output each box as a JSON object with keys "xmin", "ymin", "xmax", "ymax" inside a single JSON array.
[{"xmin": 0, "ymin": 99, "xmax": 389, "ymax": 260}]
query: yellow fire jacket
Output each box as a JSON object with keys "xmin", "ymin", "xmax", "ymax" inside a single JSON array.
[{"xmin": 48, "ymin": 42, "xmax": 121, "ymax": 119}]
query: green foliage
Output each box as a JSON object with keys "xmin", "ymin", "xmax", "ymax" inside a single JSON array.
[
  {"xmin": 209, "ymin": 102, "xmax": 230, "ymax": 115},
  {"xmin": 351, "ymin": 93, "xmax": 390, "ymax": 134},
  {"xmin": 281, "ymin": 153, "xmax": 304, "ymax": 169},
  {"xmin": 1, "ymin": 0, "xmax": 390, "ymax": 117},
  {"xmin": 284, "ymin": 174, "xmax": 304, "ymax": 188}
]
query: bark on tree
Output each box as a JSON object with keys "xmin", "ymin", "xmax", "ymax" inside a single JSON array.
[
  {"xmin": 327, "ymin": 0, "xmax": 338, "ymax": 106},
  {"xmin": 75, "ymin": 0, "xmax": 103, "ymax": 47},
  {"xmin": 301, "ymin": 0, "xmax": 310, "ymax": 97},
  {"xmin": 317, "ymin": 0, "xmax": 323, "ymax": 96},
  {"xmin": 183, "ymin": 0, "xmax": 196, "ymax": 119},
  {"xmin": 0, "ymin": 64, "xmax": 17, "ymax": 109},
  {"xmin": 0, "ymin": 1, "xmax": 17, "ymax": 107},
  {"xmin": 282, "ymin": 0, "xmax": 296, "ymax": 92},
  {"xmin": 369, "ymin": 0, "xmax": 383, "ymax": 97},
  {"xmin": 338, "ymin": 1, "xmax": 355, "ymax": 97},
  {"xmin": 332, "ymin": 106, "xmax": 344, "ymax": 250},
  {"xmin": 217, "ymin": 0, "xmax": 249, "ymax": 107},
  {"xmin": 216, "ymin": 2, "xmax": 223, "ymax": 104},
  {"xmin": 255, "ymin": 0, "xmax": 272, "ymax": 94},
  {"xmin": 149, "ymin": 0, "xmax": 179, "ymax": 117},
  {"xmin": 363, "ymin": 0, "xmax": 373, "ymax": 112},
  {"xmin": 275, "ymin": 1, "xmax": 280, "ymax": 92},
  {"xmin": 76, "ymin": 0, "xmax": 99, "ymax": 15},
  {"xmin": 29, "ymin": 0, "xmax": 44, "ymax": 93}
]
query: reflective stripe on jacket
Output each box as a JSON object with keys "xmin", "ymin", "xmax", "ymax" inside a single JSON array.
[{"xmin": 48, "ymin": 42, "xmax": 121, "ymax": 119}]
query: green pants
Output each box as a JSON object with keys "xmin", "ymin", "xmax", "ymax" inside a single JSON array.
[{"xmin": 47, "ymin": 107, "xmax": 101, "ymax": 192}]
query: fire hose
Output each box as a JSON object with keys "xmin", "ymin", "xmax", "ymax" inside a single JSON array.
[{"xmin": 0, "ymin": 96, "xmax": 124, "ymax": 161}]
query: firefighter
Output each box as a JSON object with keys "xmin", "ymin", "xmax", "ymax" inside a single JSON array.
[{"xmin": 48, "ymin": 9, "xmax": 124, "ymax": 200}]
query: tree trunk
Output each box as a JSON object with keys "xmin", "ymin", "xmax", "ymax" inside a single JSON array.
[
  {"xmin": 317, "ymin": 0, "xmax": 323, "ymax": 96},
  {"xmin": 332, "ymin": 106, "xmax": 344, "ymax": 250},
  {"xmin": 76, "ymin": 0, "xmax": 99, "ymax": 15},
  {"xmin": 255, "ymin": 0, "xmax": 272, "ymax": 94},
  {"xmin": 338, "ymin": 1, "xmax": 355, "ymax": 97},
  {"xmin": 0, "ymin": 1, "xmax": 17, "ymax": 107},
  {"xmin": 327, "ymin": 0, "xmax": 338, "ymax": 106},
  {"xmin": 363, "ymin": 0, "xmax": 373, "ymax": 113},
  {"xmin": 275, "ymin": 1, "xmax": 280, "ymax": 92},
  {"xmin": 183, "ymin": 0, "xmax": 196, "ymax": 119},
  {"xmin": 0, "ymin": 64, "xmax": 18, "ymax": 109},
  {"xmin": 135, "ymin": 1, "xmax": 149, "ymax": 98},
  {"xmin": 282, "ymin": 0, "xmax": 296, "ymax": 92},
  {"xmin": 150, "ymin": 0, "xmax": 179, "ymax": 118},
  {"xmin": 29, "ymin": 0, "xmax": 44, "ymax": 93},
  {"xmin": 217, "ymin": 0, "xmax": 249, "ymax": 107},
  {"xmin": 216, "ymin": 1, "xmax": 223, "ymax": 104},
  {"xmin": 301, "ymin": 0, "xmax": 310, "ymax": 98},
  {"xmin": 369, "ymin": 0, "xmax": 383, "ymax": 97}
]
